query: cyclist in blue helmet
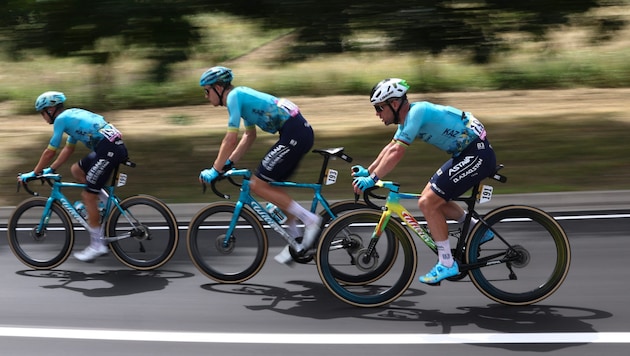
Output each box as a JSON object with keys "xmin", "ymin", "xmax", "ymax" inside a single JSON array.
[
  {"xmin": 352, "ymin": 78, "xmax": 497, "ymax": 284},
  {"xmin": 19, "ymin": 91, "xmax": 129, "ymax": 262},
  {"xmin": 198, "ymin": 66, "xmax": 321, "ymax": 266}
]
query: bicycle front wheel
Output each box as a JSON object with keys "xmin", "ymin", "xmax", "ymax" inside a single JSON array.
[
  {"xmin": 106, "ymin": 195, "xmax": 179, "ymax": 270},
  {"xmin": 290, "ymin": 200, "xmax": 370, "ymax": 264},
  {"xmin": 466, "ymin": 205, "xmax": 571, "ymax": 306},
  {"xmin": 316, "ymin": 209, "xmax": 417, "ymax": 308},
  {"xmin": 187, "ymin": 202, "xmax": 268, "ymax": 283},
  {"xmin": 7, "ymin": 197, "xmax": 74, "ymax": 269}
]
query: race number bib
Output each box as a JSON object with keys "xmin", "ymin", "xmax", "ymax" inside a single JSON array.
[
  {"xmin": 99, "ymin": 124, "xmax": 122, "ymax": 142},
  {"xmin": 276, "ymin": 98, "xmax": 300, "ymax": 117},
  {"xmin": 465, "ymin": 113, "xmax": 486, "ymax": 140}
]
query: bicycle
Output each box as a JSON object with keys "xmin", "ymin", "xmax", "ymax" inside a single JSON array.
[
  {"xmin": 7, "ymin": 159, "xmax": 179, "ymax": 270},
  {"xmin": 316, "ymin": 164, "xmax": 571, "ymax": 307},
  {"xmin": 186, "ymin": 147, "xmax": 397, "ymax": 284}
]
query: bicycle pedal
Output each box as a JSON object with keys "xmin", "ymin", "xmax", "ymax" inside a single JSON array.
[{"xmin": 426, "ymin": 281, "xmax": 441, "ymax": 287}]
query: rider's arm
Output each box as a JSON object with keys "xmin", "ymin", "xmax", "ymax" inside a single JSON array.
[
  {"xmin": 228, "ymin": 126, "xmax": 257, "ymax": 165},
  {"xmin": 48, "ymin": 144, "xmax": 76, "ymax": 171},
  {"xmin": 213, "ymin": 130, "xmax": 239, "ymax": 171},
  {"xmin": 368, "ymin": 140, "xmax": 396, "ymax": 174},
  {"xmin": 32, "ymin": 147, "xmax": 57, "ymax": 174},
  {"xmin": 369, "ymin": 140, "xmax": 407, "ymax": 179}
]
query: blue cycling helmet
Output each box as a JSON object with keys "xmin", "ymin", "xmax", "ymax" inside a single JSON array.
[
  {"xmin": 35, "ymin": 91, "xmax": 66, "ymax": 112},
  {"xmin": 199, "ymin": 66, "xmax": 233, "ymax": 86}
]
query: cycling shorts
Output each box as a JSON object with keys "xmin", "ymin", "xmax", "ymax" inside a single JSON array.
[
  {"xmin": 429, "ymin": 138, "xmax": 496, "ymax": 201},
  {"xmin": 78, "ymin": 138, "xmax": 128, "ymax": 194},
  {"xmin": 255, "ymin": 113, "xmax": 314, "ymax": 182}
]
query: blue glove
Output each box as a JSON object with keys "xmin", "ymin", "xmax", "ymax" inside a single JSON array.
[
  {"xmin": 199, "ymin": 167, "xmax": 220, "ymax": 183},
  {"xmin": 42, "ymin": 167, "xmax": 55, "ymax": 175},
  {"xmin": 19, "ymin": 171, "xmax": 36, "ymax": 182},
  {"xmin": 222, "ymin": 159, "xmax": 234, "ymax": 172},
  {"xmin": 353, "ymin": 176, "xmax": 376, "ymax": 192},
  {"xmin": 351, "ymin": 165, "xmax": 369, "ymax": 177}
]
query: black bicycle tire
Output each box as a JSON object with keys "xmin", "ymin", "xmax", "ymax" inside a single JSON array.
[
  {"xmin": 316, "ymin": 209, "xmax": 417, "ymax": 307},
  {"xmin": 7, "ymin": 197, "xmax": 74, "ymax": 269},
  {"xmin": 186, "ymin": 202, "xmax": 268, "ymax": 283},
  {"xmin": 466, "ymin": 205, "xmax": 571, "ymax": 306},
  {"xmin": 106, "ymin": 195, "xmax": 179, "ymax": 270}
]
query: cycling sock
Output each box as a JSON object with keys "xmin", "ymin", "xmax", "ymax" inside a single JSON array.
[
  {"xmin": 88, "ymin": 226, "xmax": 104, "ymax": 245},
  {"xmin": 436, "ymin": 239, "xmax": 454, "ymax": 267},
  {"xmin": 286, "ymin": 219, "xmax": 301, "ymax": 238},
  {"xmin": 287, "ymin": 201, "xmax": 317, "ymax": 226}
]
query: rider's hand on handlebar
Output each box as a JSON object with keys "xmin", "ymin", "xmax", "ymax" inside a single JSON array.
[
  {"xmin": 351, "ymin": 165, "xmax": 369, "ymax": 177},
  {"xmin": 222, "ymin": 159, "xmax": 234, "ymax": 172},
  {"xmin": 18, "ymin": 171, "xmax": 36, "ymax": 182},
  {"xmin": 199, "ymin": 167, "xmax": 220, "ymax": 183},
  {"xmin": 352, "ymin": 175, "xmax": 377, "ymax": 193},
  {"xmin": 42, "ymin": 167, "xmax": 55, "ymax": 175}
]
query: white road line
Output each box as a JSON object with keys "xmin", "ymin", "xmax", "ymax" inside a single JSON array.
[{"xmin": 0, "ymin": 327, "xmax": 628, "ymax": 344}]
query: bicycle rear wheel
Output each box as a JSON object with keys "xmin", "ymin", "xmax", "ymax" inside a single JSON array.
[
  {"xmin": 316, "ymin": 209, "xmax": 417, "ymax": 307},
  {"xmin": 187, "ymin": 202, "xmax": 268, "ymax": 283},
  {"xmin": 7, "ymin": 197, "xmax": 74, "ymax": 269},
  {"xmin": 466, "ymin": 205, "xmax": 571, "ymax": 305},
  {"xmin": 106, "ymin": 195, "xmax": 179, "ymax": 270}
]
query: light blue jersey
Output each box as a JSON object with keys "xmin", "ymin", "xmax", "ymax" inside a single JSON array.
[
  {"xmin": 393, "ymin": 101, "xmax": 487, "ymax": 156},
  {"xmin": 225, "ymin": 87, "xmax": 295, "ymax": 134},
  {"xmin": 48, "ymin": 108, "xmax": 119, "ymax": 151}
]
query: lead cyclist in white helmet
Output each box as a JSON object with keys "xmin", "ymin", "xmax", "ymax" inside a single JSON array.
[{"xmin": 351, "ymin": 78, "xmax": 497, "ymax": 284}]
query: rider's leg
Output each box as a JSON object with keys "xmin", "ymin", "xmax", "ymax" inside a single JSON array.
[
  {"xmin": 418, "ymin": 183, "xmax": 460, "ymax": 284},
  {"xmin": 418, "ymin": 183, "xmax": 453, "ymax": 266},
  {"xmin": 250, "ymin": 176, "xmax": 320, "ymax": 238}
]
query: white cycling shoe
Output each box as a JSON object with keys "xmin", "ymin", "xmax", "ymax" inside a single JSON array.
[{"xmin": 74, "ymin": 244, "xmax": 108, "ymax": 262}]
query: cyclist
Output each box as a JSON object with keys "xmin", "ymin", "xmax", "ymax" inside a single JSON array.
[
  {"xmin": 18, "ymin": 91, "xmax": 128, "ymax": 262},
  {"xmin": 351, "ymin": 78, "xmax": 497, "ymax": 284},
  {"xmin": 198, "ymin": 66, "xmax": 322, "ymax": 265}
]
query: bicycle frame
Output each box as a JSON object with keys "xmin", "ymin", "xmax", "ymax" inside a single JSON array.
[
  {"xmin": 210, "ymin": 147, "xmax": 354, "ymax": 253},
  {"xmin": 27, "ymin": 161, "xmax": 139, "ymax": 243},
  {"xmin": 367, "ymin": 169, "xmax": 507, "ymax": 270},
  {"xmin": 213, "ymin": 170, "xmax": 287, "ymax": 251},
  {"xmin": 216, "ymin": 168, "xmax": 338, "ymax": 253}
]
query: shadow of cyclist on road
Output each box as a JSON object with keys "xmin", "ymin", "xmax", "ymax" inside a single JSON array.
[
  {"xmin": 16, "ymin": 269, "xmax": 194, "ymax": 297},
  {"xmin": 202, "ymin": 279, "xmax": 611, "ymax": 352}
]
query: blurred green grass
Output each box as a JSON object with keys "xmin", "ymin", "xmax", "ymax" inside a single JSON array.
[{"xmin": 3, "ymin": 114, "xmax": 630, "ymax": 206}]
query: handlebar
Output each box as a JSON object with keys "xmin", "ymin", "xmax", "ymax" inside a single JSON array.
[
  {"xmin": 17, "ymin": 173, "xmax": 61, "ymax": 197},
  {"xmin": 203, "ymin": 168, "xmax": 250, "ymax": 200}
]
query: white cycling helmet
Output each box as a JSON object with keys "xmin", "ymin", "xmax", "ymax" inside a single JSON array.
[
  {"xmin": 369, "ymin": 78, "xmax": 409, "ymax": 104},
  {"xmin": 35, "ymin": 91, "xmax": 66, "ymax": 112}
]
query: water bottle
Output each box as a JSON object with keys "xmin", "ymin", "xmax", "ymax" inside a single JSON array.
[
  {"xmin": 265, "ymin": 203, "xmax": 287, "ymax": 224},
  {"xmin": 73, "ymin": 201, "xmax": 106, "ymax": 219},
  {"xmin": 74, "ymin": 201, "xmax": 87, "ymax": 219}
]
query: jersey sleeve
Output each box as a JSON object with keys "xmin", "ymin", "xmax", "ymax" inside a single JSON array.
[
  {"xmin": 47, "ymin": 119, "xmax": 67, "ymax": 151},
  {"xmin": 393, "ymin": 103, "xmax": 427, "ymax": 146}
]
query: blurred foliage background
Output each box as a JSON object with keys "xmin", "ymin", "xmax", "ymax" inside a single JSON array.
[{"xmin": 1, "ymin": 0, "xmax": 630, "ymax": 205}]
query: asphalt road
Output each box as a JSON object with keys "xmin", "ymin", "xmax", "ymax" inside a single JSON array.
[{"xmin": 1, "ymin": 191, "xmax": 629, "ymax": 355}]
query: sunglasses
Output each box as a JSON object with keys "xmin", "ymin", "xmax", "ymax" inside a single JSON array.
[
  {"xmin": 374, "ymin": 103, "xmax": 386, "ymax": 112},
  {"xmin": 204, "ymin": 88, "xmax": 210, "ymax": 96}
]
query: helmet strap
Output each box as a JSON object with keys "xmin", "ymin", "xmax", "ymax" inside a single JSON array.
[
  {"xmin": 391, "ymin": 96, "xmax": 407, "ymax": 124},
  {"xmin": 45, "ymin": 105, "xmax": 61, "ymax": 124},
  {"xmin": 212, "ymin": 86, "xmax": 224, "ymax": 106}
]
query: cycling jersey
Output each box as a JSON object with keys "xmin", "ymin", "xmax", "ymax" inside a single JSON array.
[
  {"xmin": 48, "ymin": 108, "xmax": 121, "ymax": 151},
  {"xmin": 225, "ymin": 87, "xmax": 295, "ymax": 134},
  {"xmin": 393, "ymin": 102, "xmax": 486, "ymax": 156}
]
